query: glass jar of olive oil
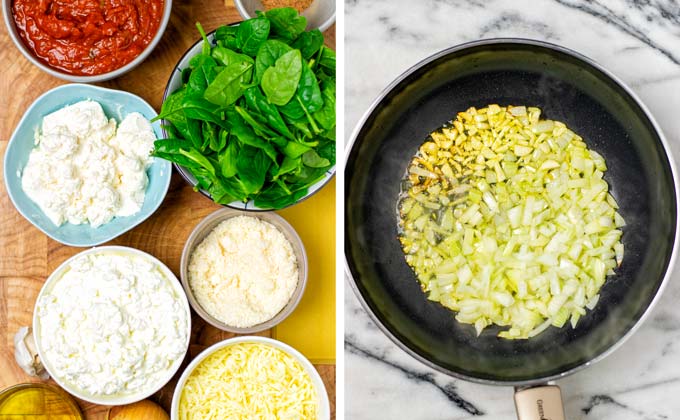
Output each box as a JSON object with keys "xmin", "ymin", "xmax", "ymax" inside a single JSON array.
[{"xmin": 0, "ymin": 383, "xmax": 83, "ymax": 419}]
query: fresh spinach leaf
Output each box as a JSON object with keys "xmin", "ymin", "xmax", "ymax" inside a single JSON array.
[
  {"xmin": 153, "ymin": 138, "xmax": 189, "ymax": 155},
  {"xmin": 217, "ymin": 129, "xmax": 228, "ymax": 151},
  {"xmin": 187, "ymin": 64, "xmax": 208, "ymax": 98},
  {"xmin": 190, "ymin": 167, "xmax": 215, "ymax": 191},
  {"xmin": 228, "ymin": 110, "xmax": 279, "ymax": 162},
  {"xmin": 269, "ymin": 137, "xmax": 287, "ymax": 149},
  {"xmin": 244, "ymin": 87, "xmax": 295, "ymax": 140},
  {"xmin": 292, "ymin": 29, "xmax": 324, "ymax": 60},
  {"xmin": 281, "ymin": 141, "xmax": 312, "ymax": 158},
  {"xmin": 254, "ymin": 40, "xmax": 293, "ymax": 83},
  {"xmin": 236, "ymin": 146, "xmax": 271, "ymax": 195},
  {"xmin": 218, "ymin": 139, "xmax": 239, "ymax": 178},
  {"xmin": 215, "ymin": 25, "xmax": 239, "ymax": 49},
  {"xmin": 180, "ymin": 97, "xmax": 229, "ymax": 129},
  {"xmin": 261, "ymin": 50, "xmax": 302, "ymax": 105},
  {"xmin": 295, "ymin": 95, "xmax": 322, "ymax": 134},
  {"xmin": 237, "ymin": 17, "xmax": 270, "ymax": 56},
  {"xmin": 204, "ymin": 61, "xmax": 253, "ymax": 106},
  {"xmin": 317, "ymin": 140, "xmax": 336, "ymax": 165},
  {"xmin": 211, "ymin": 47, "xmax": 253, "ymax": 67},
  {"xmin": 313, "ymin": 78, "xmax": 336, "ymax": 129},
  {"xmin": 265, "ymin": 7, "xmax": 307, "ymax": 42},
  {"xmin": 156, "ymin": 89, "xmax": 190, "ymax": 138},
  {"xmin": 302, "ymin": 150, "xmax": 330, "ymax": 168},
  {"xmin": 208, "ymin": 180, "xmax": 239, "ymax": 204},
  {"xmin": 273, "ymin": 156, "xmax": 301, "ymax": 179},
  {"xmin": 202, "ymin": 121, "xmax": 221, "ymax": 152},
  {"xmin": 278, "ymin": 97, "xmax": 305, "ymax": 120},
  {"xmin": 319, "ymin": 47, "xmax": 336, "ymax": 70},
  {"xmin": 234, "ymin": 106, "xmax": 278, "ymax": 139},
  {"xmin": 297, "ymin": 60, "xmax": 323, "ymax": 113},
  {"xmin": 283, "ymin": 165, "xmax": 327, "ymax": 186},
  {"xmin": 254, "ymin": 181, "xmax": 308, "ymax": 209},
  {"xmin": 179, "ymin": 148, "xmax": 216, "ymax": 175},
  {"xmin": 186, "ymin": 118, "xmax": 204, "ymax": 150},
  {"xmin": 211, "ymin": 176, "xmax": 247, "ymax": 203}
]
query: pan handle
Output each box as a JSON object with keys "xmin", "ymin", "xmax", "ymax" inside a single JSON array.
[{"xmin": 514, "ymin": 385, "xmax": 566, "ymax": 420}]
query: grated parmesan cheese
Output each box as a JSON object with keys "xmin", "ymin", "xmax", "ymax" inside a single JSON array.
[
  {"xmin": 188, "ymin": 216, "xmax": 298, "ymax": 328},
  {"xmin": 179, "ymin": 343, "xmax": 319, "ymax": 420}
]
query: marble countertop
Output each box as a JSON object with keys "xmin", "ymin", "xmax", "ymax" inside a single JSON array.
[{"xmin": 344, "ymin": 1, "xmax": 680, "ymax": 419}]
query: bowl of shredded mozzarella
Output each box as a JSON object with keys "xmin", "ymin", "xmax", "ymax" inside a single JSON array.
[
  {"xmin": 171, "ymin": 336, "xmax": 330, "ymax": 420},
  {"xmin": 3, "ymin": 84, "xmax": 172, "ymax": 247}
]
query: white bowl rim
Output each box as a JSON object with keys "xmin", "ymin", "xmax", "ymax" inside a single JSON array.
[
  {"xmin": 1, "ymin": 0, "xmax": 173, "ymax": 82},
  {"xmin": 170, "ymin": 336, "xmax": 331, "ymax": 420},
  {"xmin": 2, "ymin": 83, "xmax": 172, "ymax": 247},
  {"xmin": 32, "ymin": 245, "xmax": 192, "ymax": 406}
]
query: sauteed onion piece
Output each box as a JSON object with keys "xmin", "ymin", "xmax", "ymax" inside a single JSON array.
[{"xmin": 398, "ymin": 105, "xmax": 625, "ymax": 339}]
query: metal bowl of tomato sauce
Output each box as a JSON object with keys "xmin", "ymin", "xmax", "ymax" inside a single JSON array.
[{"xmin": 1, "ymin": 0, "xmax": 172, "ymax": 82}]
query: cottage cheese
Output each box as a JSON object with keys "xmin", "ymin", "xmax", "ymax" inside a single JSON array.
[
  {"xmin": 188, "ymin": 216, "xmax": 299, "ymax": 328},
  {"xmin": 36, "ymin": 250, "xmax": 189, "ymax": 397},
  {"xmin": 21, "ymin": 100, "xmax": 156, "ymax": 228}
]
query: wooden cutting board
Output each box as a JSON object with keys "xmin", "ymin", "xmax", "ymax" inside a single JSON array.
[{"xmin": 0, "ymin": 1, "xmax": 336, "ymax": 418}]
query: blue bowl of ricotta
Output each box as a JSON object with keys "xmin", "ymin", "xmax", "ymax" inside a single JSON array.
[{"xmin": 4, "ymin": 84, "xmax": 172, "ymax": 247}]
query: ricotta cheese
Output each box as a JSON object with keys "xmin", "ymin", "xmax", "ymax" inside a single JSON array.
[
  {"xmin": 21, "ymin": 100, "xmax": 156, "ymax": 228},
  {"xmin": 36, "ymin": 250, "xmax": 189, "ymax": 397},
  {"xmin": 188, "ymin": 216, "xmax": 299, "ymax": 328}
]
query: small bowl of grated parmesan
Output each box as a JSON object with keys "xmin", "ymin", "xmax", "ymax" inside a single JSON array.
[{"xmin": 180, "ymin": 208, "xmax": 308, "ymax": 333}]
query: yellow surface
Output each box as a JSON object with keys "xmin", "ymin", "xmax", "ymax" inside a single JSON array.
[{"xmin": 273, "ymin": 178, "xmax": 336, "ymax": 363}]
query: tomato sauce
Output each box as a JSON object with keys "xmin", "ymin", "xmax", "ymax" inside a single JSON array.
[{"xmin": 12, "ymin": 0, "xmax": 164, "ymax": 76}]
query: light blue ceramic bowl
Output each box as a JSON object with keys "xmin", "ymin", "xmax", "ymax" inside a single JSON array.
[{"xmin": 4, "ymin": 84, "xmax": 172, "ymax": 247}]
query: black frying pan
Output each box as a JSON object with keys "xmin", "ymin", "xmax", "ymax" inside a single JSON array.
[{"xmin": 344, "ymin": 39, "xmax": 679, "ymax": 419}]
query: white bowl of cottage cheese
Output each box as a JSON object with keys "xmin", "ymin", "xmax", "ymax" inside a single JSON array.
[
  {"xmin": 33, "ymin": 246, "xmax": 191, "ymax": 405},
  {"xmin": 4, "ymin": 84, "xmax": 172, "ymax": 247}
]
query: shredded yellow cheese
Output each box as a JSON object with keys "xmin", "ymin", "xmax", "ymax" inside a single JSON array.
[{"xmin": 179, "ymin": 343, "xmax": 319, "ymax": 420}]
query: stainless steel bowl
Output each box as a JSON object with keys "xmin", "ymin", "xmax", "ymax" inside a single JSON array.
[
  {"xmin": 234, "ymin": 0, "xmax": 336, "ymax": 32},
  {"xmin": 180, "ymin": 208, "xmax": 308, "ymax": 333},
  {"xmin": 1, "ymin": 0, "xmax": 172, "ymax": 82}
]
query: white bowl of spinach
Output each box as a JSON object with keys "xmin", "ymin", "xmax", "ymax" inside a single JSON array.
[{"xmin": 154, "ymin": 8, "xmax": 335, "ymax": 210}]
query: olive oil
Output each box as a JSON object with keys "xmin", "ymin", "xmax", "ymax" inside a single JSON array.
[{"xmin": 0, "ymin": 383, "xmax": 82, "ymax": 420}]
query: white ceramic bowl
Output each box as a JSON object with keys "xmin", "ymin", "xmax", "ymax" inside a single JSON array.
[
  {"xmin": 234, "ymin": 0, "xmax": 336, "ymax": 32},
  {"xmin": 32, "ymin": 246, "xmax": 192, "ymax": 405},
  {"xmin": 1, "ymin": 0, "xmax": 172, "ymax": 82},
  {"xmin": 170, "ymin": 336, "xmax": 331, "ymax": 420}
]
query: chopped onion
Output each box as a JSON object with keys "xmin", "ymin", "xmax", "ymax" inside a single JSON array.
[{"xmin": 398, "ymin": 105, "xmax": 625, "ymax": 339}]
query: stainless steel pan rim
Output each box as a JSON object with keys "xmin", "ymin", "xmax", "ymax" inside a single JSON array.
[{"xmin": 344, "ymin": 37, "xmax": 680, "ymax": 386}]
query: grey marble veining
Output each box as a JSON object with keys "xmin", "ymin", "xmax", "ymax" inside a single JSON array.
[{"xmin": 344, "ymin": 1, "xmax": 680, "ymax": 419}]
